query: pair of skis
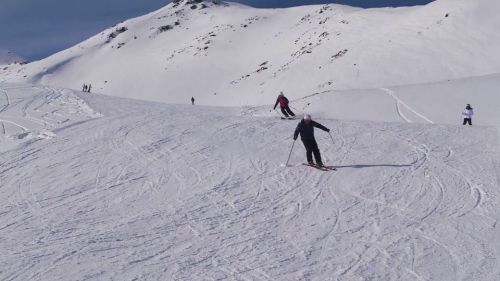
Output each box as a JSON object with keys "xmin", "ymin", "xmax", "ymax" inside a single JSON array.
[{"xmin": 303, "ymin": 163, "xmax": 337, "ymax": 171}]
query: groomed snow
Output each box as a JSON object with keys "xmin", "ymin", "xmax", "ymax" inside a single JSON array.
[
  {"xmin": 1, "ymin": 84, "xmax": 499, "ymax": 280},
  {"xmin": 1, "ymin": 0, "xmax": 500, "ymax": 279},
  {"xmin": 291, "ymin": 73, "xmax": 500, "ymax": 127}
]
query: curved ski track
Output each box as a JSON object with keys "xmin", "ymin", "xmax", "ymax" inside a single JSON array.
[{"xmin": 0, "ymin": 85, "xmax": 499, "ymax": 280}]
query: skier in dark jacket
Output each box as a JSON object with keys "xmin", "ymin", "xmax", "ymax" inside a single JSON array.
[
  {"xmin": 273, "ymin": 92, "xmax": 295, "ymax": 118},
  {"xmin": 191, "ymin": 97, "xmax": 195, "ymax": 105},
  {"xmin": 294, "ymin": 114, "xmax": 330, "ymax": 167}
]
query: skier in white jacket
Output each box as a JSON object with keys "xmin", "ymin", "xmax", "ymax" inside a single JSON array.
[{"xmin": 462, "ymin": 104, "xmax": 474, "ymax": 126}]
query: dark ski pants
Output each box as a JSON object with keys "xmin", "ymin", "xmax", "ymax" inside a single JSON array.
[
  {"xmin": 281, "ymin": 106, "xmax": 295, "ymax": 118},
  {"xmin": 463, "ymin": 118, "xmax": 472, "ymax": 126},
  {"xmin": 302, "ymin": 138, "xmax": 322, "ymax": 165}
]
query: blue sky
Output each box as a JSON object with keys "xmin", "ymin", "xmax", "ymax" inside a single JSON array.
[{"xmin": 0, "ymin": 0, "xmax": 433, "ymax": 61}]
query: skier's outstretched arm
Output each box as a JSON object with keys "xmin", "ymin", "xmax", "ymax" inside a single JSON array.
[
  {"xmin": 273, "ymin": 99, "xmax": 279, "ymax": 110},
  {"xmin": 313, "ymin": 122, "xmax": 330, "ymax": 132},
  {"xmin": 293, "ymin": 125, "xmax": 301, "ymax": 140}
]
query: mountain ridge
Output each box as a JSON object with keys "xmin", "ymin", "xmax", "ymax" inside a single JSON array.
[{"xmin": 1, "ymin": 0, "xmax": 499, "ymax": 106}]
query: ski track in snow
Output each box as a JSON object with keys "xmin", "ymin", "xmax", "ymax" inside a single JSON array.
[
  {"xmin": 0, "ymin": 84, "xmax": 500, "ymax": 280},
  {"xmin": 381, "ymin": 88, "xmax": 435, "ymax": 125}
]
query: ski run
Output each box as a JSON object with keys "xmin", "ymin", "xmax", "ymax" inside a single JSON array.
[
  {"xmin": 1, "ymin": 0, "xmax": 500, "ymax": 280},
  {"xmin": 0, "ymin": 83, "xmax": 499, "ymax": 280}
]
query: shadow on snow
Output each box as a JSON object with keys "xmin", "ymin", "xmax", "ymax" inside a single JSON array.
[{"xmin": 335, "ymin": 164, "xmax": 413, "ymax": 169}]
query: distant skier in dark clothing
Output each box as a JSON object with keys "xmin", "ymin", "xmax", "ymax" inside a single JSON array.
[
  {"xmin": 83, "ymin": 84, "xmax": 87, "ymax": 92},
  {"xmin": 462, "ymin": 104, "xmax": 474, "ymax": 126},
  {"xmin": 88, "ymin": 84, "xmax": 92, "ymax": 93},
  {"xmin": 191, "ymin": 97, "xmax": 195, "ymax": 105},
  {"xmin": 294, "ymin": 114, "xmax": 330, "ymax": 167},
  {"xmin": 273, "ymin": 92, "xmax": 295, "ymax": 118}
]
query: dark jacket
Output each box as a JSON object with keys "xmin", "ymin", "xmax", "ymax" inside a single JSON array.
[
  {"xmin": 294, "ymin": 120, "xmax": 329, "ymax": 140},
  {"xmin": 274, "ymin": 96, "xmax": 289, "ymax": 109}
]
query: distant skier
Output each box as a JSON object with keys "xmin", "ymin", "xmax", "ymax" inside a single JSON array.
[
  {"xmin": 88, "ymin": 84, "xmax": 92, "ymax": 93},
  {"xmin": 462, "ymin": 104, "xmax": 474, "ymax": 126},
  {"xmin": 191, "ymin": 97, "xmax": 195, "ymax": 105},
  {"xmin": 273, "ymin": 92, "xmax": 295, "ymax": 118},
  {"xmin": 83, "ymin": 84, "xmax": 87, "ymax": 92},
  {"xmin": 294, "ymin": 114, "xmax": 330, "ymax": 167}
]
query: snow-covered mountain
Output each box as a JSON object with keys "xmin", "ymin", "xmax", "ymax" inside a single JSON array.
[
  {"xmin": 1, "ymin": 0, "xmax": 500, "ymax": 105},
  {"xmin": 0, "ymin": 49, "xmax": 25, "ymax": 65},
  {"xmin": 2, "ymin": 0, "xmax": 500, "ymax": 279}
]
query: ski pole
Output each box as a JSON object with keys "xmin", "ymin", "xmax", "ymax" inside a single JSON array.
[
  {"xmin": 289, "ymin": 105, "xmax": 302, "ymax": 113},
  {"xmin": 285, "ymin": 140, "xmax": 296, "ymax": 167},
  {"xmin": 328, "ymin": 131, "xmax": 335, "ymax": 145},
  {"xmin": 274, "ymin": 109, "xmax": 283, "ymax": 118}
]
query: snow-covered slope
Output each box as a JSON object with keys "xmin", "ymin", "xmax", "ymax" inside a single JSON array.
[
  {"xmin": 1, "ymin": 0, "xmax": 500, "ymax": 105},
  {"xmin": 1, "ymin": 0, "xmax": 500, "ymax": 279},
  {"xmin": 291, "ymin": 72, "xmax": 500, "ymax": 126},
  {"xmin": 0, "ymin": 84, "xmax": 101, "ymax": 152},
  {"xmin": 1, "ymin": 84, "xmax": 500, "ymax": 280},
  {"xmin": 0, "ymin": 49, "xmax": 25, "ymax": 65}
]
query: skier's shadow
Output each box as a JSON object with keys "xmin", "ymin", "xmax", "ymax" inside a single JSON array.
[{"xmin": 334, "ymin": 164, "xmax": 413, "ymax": 169}]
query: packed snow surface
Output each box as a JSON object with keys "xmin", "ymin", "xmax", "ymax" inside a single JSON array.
[
  {"xmin": 297, "ymin": 73, "xmax": 500, "ymax": 126},
  {"xmin": 1, "ymin": 84, "xmax": 499, "ymax": 280},
  {"xmin": 1, "ymin": 0, "xmax": 500, "ymax": 105},
  {"xmin": 1, "ymin": 0, "xmax": 500, "ymax": 279}
]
